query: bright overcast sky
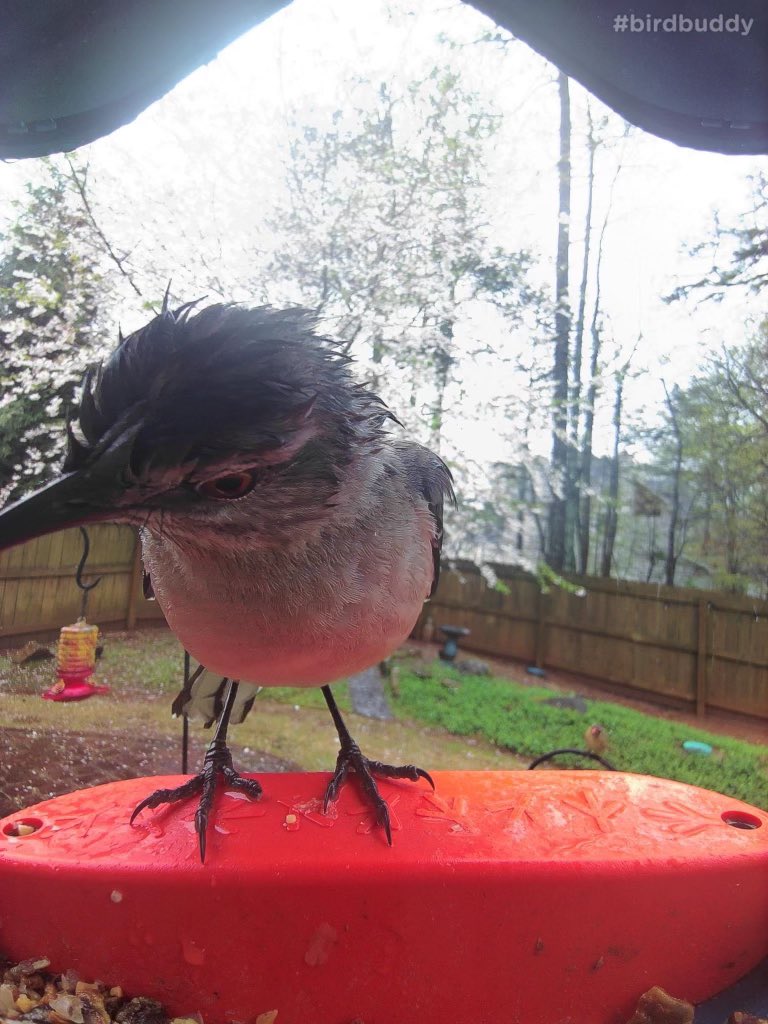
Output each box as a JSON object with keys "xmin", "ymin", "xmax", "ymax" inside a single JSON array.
[{"xmin": 1, "ymin": 0, "xmax": 765, "ymax": 462}]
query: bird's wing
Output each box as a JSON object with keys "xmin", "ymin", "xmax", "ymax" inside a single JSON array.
[
  {"xmin": 172, "ymin": 664, "xmax": 262, "ymax": 726},
  {"xmin": 398, "ymin": 443, "xmax": 456, "ymax": 598}
]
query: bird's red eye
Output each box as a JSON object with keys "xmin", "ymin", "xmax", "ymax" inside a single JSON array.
[{"xmin": 198, "ymin": 472, "xmax": 256, "ymax": 500}]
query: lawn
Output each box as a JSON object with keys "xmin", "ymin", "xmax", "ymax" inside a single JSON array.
[
  {"xmin": 1, "ymin": 628, "xmax": 765, "ymax": 813},
  {"xmin": 0, "ymin": 629, "xmax": 523, "ymax": 816},
  {"xmin": 214, "ymin": 641, "xmax": 766, "ymax": 810},
  {"xmin": 386, "ymin": 664, "xmax": 767, "ymax": 809}
]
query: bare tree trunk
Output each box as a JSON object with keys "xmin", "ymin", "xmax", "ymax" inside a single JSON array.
[
  {"xmin": 663, "ymin": 381, "xmax": 683, "ymax": 586},
  {"xmin": 645, "ymin": 518, "xmax": 658, "ymax": 582},
  {"xmin": 600, "ymin": 370, "xmax": 625, "ymax": 576},
  {"xmin": 547, "ymin": 71, "xmax": 572, "ymax": 572},
  {"xmin": 568, "ymin": 102, "xmax": 597, "ymax": 572},
  {"xmin": 599, "ymin": 340, "xmax": 639, "ymax": 577},
  {"xmin": 580, "ymin": 315, "xmax": 601, "ymax": 572},
  {"xmin": 577, "ymin": 136, "xmax": 628, "ymax": 572},
  {"xmin": 724, "ymin": 485, "xmax": 740, "ymax": 578},
  {"xmin": 430, "ymin": 324, "xmax": 454, "ymax": 452},
  {"xmin": 516, "ymin": 465, "xmax": 533, "ymax": 553}
]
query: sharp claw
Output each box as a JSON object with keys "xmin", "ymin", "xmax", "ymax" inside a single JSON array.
[
  {"xmin": 195, "ymin": 808, "xmax": 208, "ymax": 863},
  {"xmin": 128, "ymin": 752, "xmax": 258, "ymax": 862},
  {"xmin": 130, "ymin": 776, "xmax": 205, "ymax": 828},
  {"xmin": 323, "ymin": 775, "xmax": 341, "ymax": 812},
  {"xmin": 378, "ymin": 802, "xmax": 393, "ymax": 846},
  {"xmin": 222, "ymin": 770, "xmax": 263, "ymax": 800},
  {"xmin": 323, "ymin": 746, "xmax": 431, "ymax": 844},
  {"xmin": 129, "ymin": 797, "xmax": 151, "ymax": 825},
  {"xmin": 324, "ymin": 757, "xmax": 349, "ymax": 811}
]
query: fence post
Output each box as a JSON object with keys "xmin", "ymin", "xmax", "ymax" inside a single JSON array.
[
  {"xmin": 125, "ymin": 530, "xmax": 143, "ymax": 631},
  {"xmin": 695, "ymin": 598, "xmax": 709, "ymax": 717},
  {"xmin": 534, "ymin": 587, "xmax": 548, "ymax": 669}
]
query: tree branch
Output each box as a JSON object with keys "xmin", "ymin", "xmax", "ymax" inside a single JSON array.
[{"xmin": 63, "ymin": 154, "xmax": 145, "ymax": 301}]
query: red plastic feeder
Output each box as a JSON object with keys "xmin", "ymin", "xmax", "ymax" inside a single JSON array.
[{"xmin": 0, "ymin": 770, "xmax": 766, "ymax": 1024}]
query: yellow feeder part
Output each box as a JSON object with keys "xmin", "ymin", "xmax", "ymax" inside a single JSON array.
[{"xmin": 56, "ymin": 619, "xmax": 99, "ymax": 680}]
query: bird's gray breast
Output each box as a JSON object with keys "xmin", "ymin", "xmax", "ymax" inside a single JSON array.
[{"xmin": 140, "ymin": 493, "xmax": 434, "ymax": 686}]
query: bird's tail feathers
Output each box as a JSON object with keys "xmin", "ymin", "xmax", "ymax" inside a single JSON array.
[{"xmin": 172, "ymin": 664, "xmax": 262, "ymax": 726}]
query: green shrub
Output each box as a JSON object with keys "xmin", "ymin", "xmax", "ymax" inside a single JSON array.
[{"xmin": 392, "ymin": 668, "xmax": 767, "ymax": 809}]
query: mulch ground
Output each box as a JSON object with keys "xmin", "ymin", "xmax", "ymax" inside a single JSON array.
[{"xmin": 0, "ymin": 727, "xmax": 298, "ymax": 820}]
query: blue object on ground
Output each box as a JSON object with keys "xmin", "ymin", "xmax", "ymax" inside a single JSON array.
[
  {"xmin": 683, "ymin": 740, "xmax": 713, "ymax": 755},
  {"xmin": 526, "ymin": 666, "xmax": 547, "ymax": 677}
]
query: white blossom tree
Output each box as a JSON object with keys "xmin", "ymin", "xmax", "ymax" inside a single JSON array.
[
  {"xmin": 0, "ymin": 158, "xmax": 114, "ymax": 499},
  {"xmin": 264, "ymin": 68, "xmax": 546, "ymax": 453}
]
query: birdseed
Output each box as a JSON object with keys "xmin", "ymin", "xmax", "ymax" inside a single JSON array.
[{"xmin": 0, "ymin": 957, "xmax": 201, "ymax": 1024}]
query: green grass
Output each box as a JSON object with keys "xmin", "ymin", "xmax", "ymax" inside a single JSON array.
[
  {"xmin": 389, "ymin": 666, "xmax": 768, "ymax": 810},
  {"xmin": 5, "ymin": 629, "xmax": 763, "ymax": 808},
  {"xmin": 96, "ymin": 630, "xmax": 184, "ymax": 696},
  {"xmin": 97, "ymin": 631, "xmax": 354, "ymax": 709},
  {"xmin": 261, "ymin": 681, "xmax": 351, "ymax": 711}
]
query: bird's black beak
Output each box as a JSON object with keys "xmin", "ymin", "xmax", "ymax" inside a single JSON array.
[{"xmin": 0, "ymin": 469, "xmax": 122, "ymax": 552}]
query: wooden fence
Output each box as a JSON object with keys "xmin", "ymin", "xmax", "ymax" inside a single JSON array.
[
  {"xmin": 1, "ymin": 528, "xmax": 767, "ymax": 720},
  {"xmin": 0, "ymin": 524, "xmax": 163, "ymax": 642},
  {"xmin": 417, "ymin": 562, "xmax": 768, "ymax": 721}
]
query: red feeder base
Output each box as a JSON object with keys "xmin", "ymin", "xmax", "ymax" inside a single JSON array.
[
  {"xmin": 0, "ymin": 771, "xmax": 766, "ymax": 1024},
  {"xmin": 42, "ymin": 680, "xmax": 109, "ymax": 701}
]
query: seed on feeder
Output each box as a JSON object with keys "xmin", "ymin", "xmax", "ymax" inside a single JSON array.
[
  {"xmin": 4, "ymin": 819, "xmax": 41, "ymax": 837},
  {"xmin": 9, "ymin": 957, "xmax": 50, "ymax": 978}
]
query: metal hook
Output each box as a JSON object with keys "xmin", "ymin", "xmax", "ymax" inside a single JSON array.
[
  {"xmin": 527, "ymin": 749, "xmax": 617, "ymax": 771},
  {"xmin": 75, "ymin": 526, "xmax": 102, "ymax": 618}
]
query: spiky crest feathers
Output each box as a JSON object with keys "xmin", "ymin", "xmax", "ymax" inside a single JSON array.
[{"xmin": 63, "ymin": 303, "xmax": 394, "ymax": 481}]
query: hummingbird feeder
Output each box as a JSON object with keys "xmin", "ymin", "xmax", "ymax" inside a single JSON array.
[{"xmin": 42, "ymin": 528, "xmax": 109, "ymax": 702}]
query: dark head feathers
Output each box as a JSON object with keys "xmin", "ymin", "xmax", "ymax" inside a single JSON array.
[{"xmin": 64, "ymin": 303, "xmax": 396, "ymax": 478}]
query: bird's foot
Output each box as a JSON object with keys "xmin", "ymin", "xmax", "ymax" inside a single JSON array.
[
  {"xmin": 130, "ymin": 739, "xmax": 262, "ymax": 861},
  {"xmin": 323, "ymin": 739, "xmax": 434, "ymax": 845}
]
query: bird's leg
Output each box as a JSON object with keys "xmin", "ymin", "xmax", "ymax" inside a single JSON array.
[
  {"xmin": 321, "ymin": 684, "xmax": 434, "ymax": 844},
  {"xmin": 130, "ymin": 679, "xmax": 262, "ymax": 861}
]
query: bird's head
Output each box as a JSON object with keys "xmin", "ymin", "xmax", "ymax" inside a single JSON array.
[{"xmin": 0, "ymin": 302, "xmax": 395, "ymax": 552}]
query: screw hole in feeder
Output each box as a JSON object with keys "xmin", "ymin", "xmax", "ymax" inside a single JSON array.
[{"xmin": 722, "ymin": 810, "xmax": 762, "ymax": 830}]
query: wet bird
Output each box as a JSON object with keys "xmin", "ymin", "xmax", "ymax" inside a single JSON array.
[{"xmin": 0, "ymin": 300, "xmax": 454, "ymax": 859}]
